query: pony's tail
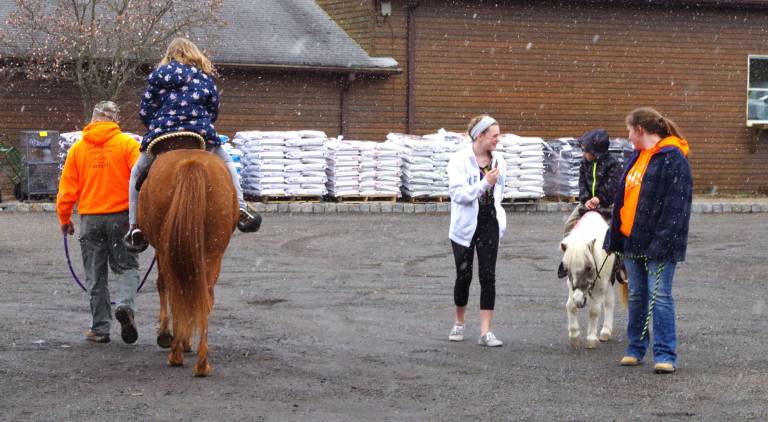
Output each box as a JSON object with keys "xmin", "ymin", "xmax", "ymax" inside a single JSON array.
[
  {"xmin": 161, "ymin": 159, "xmax": 210, "ymax": 342},
  {"xmin": 618, "ymin": 281, "xmax": 629, "ymax": 309}
]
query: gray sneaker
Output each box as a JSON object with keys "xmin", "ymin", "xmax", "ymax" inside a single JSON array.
[
  {"xmin": 478, "ymin": 331, "xmax": 503, "ymax": 347},
  {"xmin": 448, "ymin": 324, "xmax": 465, "ymax": 341}
]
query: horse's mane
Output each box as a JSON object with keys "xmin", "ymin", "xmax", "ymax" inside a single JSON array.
[{"xmin": 561, "ymin": 212, "xmax": 608, "ymax": 271}]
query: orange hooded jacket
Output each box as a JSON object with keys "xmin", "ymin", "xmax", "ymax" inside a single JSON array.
[{"xmin": 56, "ymin": 121, "xmax": 140, "ymax": 225}]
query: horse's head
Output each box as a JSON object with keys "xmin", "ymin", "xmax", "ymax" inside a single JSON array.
[{"xmin": 560, "ymin": 238, "xmax": 598, "ymax": 309}]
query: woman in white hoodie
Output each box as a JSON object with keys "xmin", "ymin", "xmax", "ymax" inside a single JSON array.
[{"xmin": 447, "ymin": 115, "xmax": 507, "ymax": 347}]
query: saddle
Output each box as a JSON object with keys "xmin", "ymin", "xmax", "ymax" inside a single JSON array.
[
  {"xmin": 577, "ymin": 206, "xmax": 612, "ymax": 220},
  {"xmin": 135, "ymin": 132, "xmax": 207, "ymax": 192}
]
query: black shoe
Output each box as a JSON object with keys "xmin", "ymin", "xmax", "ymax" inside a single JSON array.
[
  {"xmin": 115, "ymin": 306, "xmax": 138, "ymax": 344},
  {"xmin": 123, "ymin": 227, "xmax": 149, "ymax": 253},
  {"xmin": 238, "ymin": 206, "xmax": 262, "ymax": 233},
  {"xmin": 557, "ymin": 262, "xmax": 568, "ymax": 279}
]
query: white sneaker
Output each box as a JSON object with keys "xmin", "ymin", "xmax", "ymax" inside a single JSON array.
[
  {"xmin": 448, "ymin": 324, "xmax": 465, "ymax": 341},
  {"xmin": 478, "ymin": 331, "xmax": 503, "ymax": 347}
]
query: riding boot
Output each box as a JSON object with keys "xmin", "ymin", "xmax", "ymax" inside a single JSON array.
[
  {"xmin": 123, "ymin": 226, "xmax": 149, "ymax": 253},
  {"xmin": 238, "ymin": 204, "xmax": 262, "ymax": 233},
  {"xmin": 611, "ymin": 255, "xmax": 628, "ymax": 284}
]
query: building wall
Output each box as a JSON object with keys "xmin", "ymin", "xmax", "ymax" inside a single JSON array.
[
  {"xmin": 3, "ymin": 1, "xmax": 768, "ymax": 196},
  {"xmin": 315, "ymin": 0, "xmax": 375, "ymax": 51},
  {"xmin": 339, "ymin": 0, "xmax": 768, "ymax": 193}
]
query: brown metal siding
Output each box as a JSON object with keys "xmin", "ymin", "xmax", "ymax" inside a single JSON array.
[
  {"xmin": 315, "ymin": 0, "xmax": 375, "ymax": 51},
  {"xmin": 345, "ymin": 0, "xmax": 768, "ymax": 193},
  {"xmin": 217, "ymin": 69, "xmax": 342, "ymax": 136}
]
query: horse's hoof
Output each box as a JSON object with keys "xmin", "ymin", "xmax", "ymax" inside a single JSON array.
[
  {"xmin": 157, "ymin": 332, "xmax": 173, "ymax": 349},
  {"xmin": 586, "ymin": 339, "xmax": 599, "ymax": 349},
  {"xmin": 168, "ymin": 359, "xmax": 184, "ymax": 367},
  {"xmin": 599, "ymin": 332, "xmax": 611, "ymax": 342},
  {"xmin": 193, "ymin": 363, "xmax": 212, "ymax": 377},
  {"xmin": 569, "ymin": 337, "xmax": 581, "ymax": 348}
]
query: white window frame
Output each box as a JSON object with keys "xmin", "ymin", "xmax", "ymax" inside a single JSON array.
[{"xmin": 746, "ymin": 54, "xmax": 768, "ymax": 127}]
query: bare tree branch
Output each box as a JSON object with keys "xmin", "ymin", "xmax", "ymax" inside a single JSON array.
[{"xmin": 0, "ymin": 0, "xmax": 225, "ymax": 122}]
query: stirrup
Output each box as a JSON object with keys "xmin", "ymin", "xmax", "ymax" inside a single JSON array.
[
  {"xmin": 123, "ymin": 228, "xmax": 149, "ymax": 253},
  {"xmin": 238, "ymin": 206, "xmax": 262, "ymax": 233}
]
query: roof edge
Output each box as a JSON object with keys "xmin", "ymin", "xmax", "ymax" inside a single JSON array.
[{"xmin": 216, "ymin": 62, "xmax": 403, "ymax": 76}]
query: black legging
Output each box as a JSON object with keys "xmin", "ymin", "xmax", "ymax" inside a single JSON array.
[{"xmin": 451, "ymin": 204, "xmax": 499, "ymax": 310}]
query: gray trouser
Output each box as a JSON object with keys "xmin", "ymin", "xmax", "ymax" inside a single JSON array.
[
  {"xmin": 79, "ymin": 212, "xmax": 140, "ymax": 335},
  {"xmin": 129, "ymin": 146, "xmax": 244, "ymax": 225},
  {"xmin": 563, "ymin": 204, "xmax": 587, "ymax": 237}
]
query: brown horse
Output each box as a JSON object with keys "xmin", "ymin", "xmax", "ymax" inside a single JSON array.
[{"xmin": 138, "ymin": 148, "xmax": 238, "ymax": 377}]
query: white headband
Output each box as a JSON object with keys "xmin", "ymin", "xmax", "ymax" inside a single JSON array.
[{"xmin": 469, "ymin": 116, "xmax": 497, "ymax": 140}]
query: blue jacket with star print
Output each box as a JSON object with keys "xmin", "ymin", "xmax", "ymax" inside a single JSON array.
[{"xmin": 138, "ymin": 60, "xmax": 220, "ymax": 151}]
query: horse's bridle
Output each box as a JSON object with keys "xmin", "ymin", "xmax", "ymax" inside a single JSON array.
[{"xmin": 568, "ymin": 252, "xmax": 612, "ymax": 300}]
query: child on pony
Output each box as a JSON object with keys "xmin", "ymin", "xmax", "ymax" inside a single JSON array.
[
  {"xmin": 558, "ymin": 128, "xmax": 623, "ymax": 279},
  {"xmin": 124, "ymin": 37, "xmax": 261, "ymax": 252}
]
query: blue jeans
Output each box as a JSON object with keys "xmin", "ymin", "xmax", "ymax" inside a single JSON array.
[{"xmin": 624, "ymin": 258, "xmax": 678, "ymax": 365}]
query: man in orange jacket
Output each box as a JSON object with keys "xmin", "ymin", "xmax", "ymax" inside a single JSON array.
[{"xmin": 57, "ymin": 101, "xmax": 141, "ymax": 344}]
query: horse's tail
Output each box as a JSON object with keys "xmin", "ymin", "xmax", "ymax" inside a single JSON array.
[
  {"xmin": 162, "ymin": 158, "xmax": 210, "ymax": 341},
  {"xmin": 618, "ymin": 281, "xmax": 629, "ymax": 309}
]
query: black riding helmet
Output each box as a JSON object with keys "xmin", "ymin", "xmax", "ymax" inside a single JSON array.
[{"xmin": 578, "ymin": 128, "xmax": 610, "ymax": 157}]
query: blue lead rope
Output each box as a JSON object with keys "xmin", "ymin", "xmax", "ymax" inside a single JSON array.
[{"xmin": 63, "ymin": 233, "xmax": 156, "ymax": 295}]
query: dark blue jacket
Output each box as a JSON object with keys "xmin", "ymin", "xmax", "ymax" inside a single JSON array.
[
  {"xmin": 603, "ymin": 146, "xmax": 693, "ymax": 262},
  {"xmin": 578, "ymin": 154, "xmax": 622, "ymax": 207},
  {"xmin": 138, "ymin": 61, "xmax": 220, "ymax": 151}
]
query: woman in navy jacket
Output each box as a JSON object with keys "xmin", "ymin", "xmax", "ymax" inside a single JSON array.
[{"xmin": 604, "ymin": 107, "xmax": 692, "ymax": 374}]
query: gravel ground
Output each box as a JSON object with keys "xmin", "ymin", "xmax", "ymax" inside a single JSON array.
[{"xmin": 0, "ymin": 212, "xmax": 766, "ymax": 421}]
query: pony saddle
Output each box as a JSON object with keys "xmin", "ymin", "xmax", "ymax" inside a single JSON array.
[
  {"xmin": 577, "ymin": 206, "xmax": 612, "ymax": 220},
  {"xmin": 135, "ymin": 132, "xmax": 207, "ymax": 192}
]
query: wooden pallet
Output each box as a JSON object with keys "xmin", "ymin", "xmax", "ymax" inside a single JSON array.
[
  {"xmin": 257, "ymin": 195, "xmax": 322, "ymax": 203},
  {"xmin": 333, "ymin": 195, "xmax": 398, "ymax": 203},
  {"xmin": 501, "ymin": 197, "xmax": 541, "ymax": 204},
  {"xmin": 405, "ymin": 195, "xmax": 449, "ymax": 203},
  {"xmin": 550, "ymin": 195, "xmax": 578, "ymax": 203}
]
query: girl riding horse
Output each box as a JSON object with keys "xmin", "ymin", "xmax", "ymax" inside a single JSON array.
[{"xmin": 124, "ymin": 37, "xmax": 260, "ymax": 252}]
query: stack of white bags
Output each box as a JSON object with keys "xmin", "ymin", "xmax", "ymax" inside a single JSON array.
[
  {"xmin": 325, "ymin": 140, "xmax": 402, "ymax": 197},
  {"xmin": 58, "ymin": 131, "xmax": 142, "ymax": 172},
  {"xmin": 385, "ymin": 130, "xmax": 466, "ymax": 198},
  {"xmin": 233, "ymin": 130, "xmax": 328, "ymax": 197},
  {"xmin": 325, "ymin": 139, "xmax": 363, "ymax": 197},
  {"xmin": 58, "ymin": 131, "xmax": 82, "ymax": 171},
  {"xmin": 497, "ymin": 134, "xmax": 546, "ymax": 199}
]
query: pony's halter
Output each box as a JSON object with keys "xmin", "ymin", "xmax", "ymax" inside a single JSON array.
[{"xmin": 568, "ymin": 251, "xmax": 612, "ymax": 300}]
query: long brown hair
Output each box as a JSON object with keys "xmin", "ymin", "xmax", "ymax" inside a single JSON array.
[
  {"xmin": 158, "ymin": 37, "xmax": 216, "ymax": 76},
  {"xmin": 625, "ymin": 107, "xmax": 684, "ymax": 139}
]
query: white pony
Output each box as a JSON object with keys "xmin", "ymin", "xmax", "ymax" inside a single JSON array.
[{"xmin": 559, "ymin": 211, "xmax": 626, "ymax": 349}]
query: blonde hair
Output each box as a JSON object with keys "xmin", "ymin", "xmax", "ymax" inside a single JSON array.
[
  {"xmin": 626, "ymin": 107, "xmax": 684, "ymax": 139},
  {"xmin": 158, "ymin": 37, "xmax": 216, "ymax": 76}
]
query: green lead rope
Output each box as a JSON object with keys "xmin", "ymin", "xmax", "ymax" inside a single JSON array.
[
  {"xmin": 591, "ymin": 161, "xmax": 597, "ymax": 197},
  {"xmin": 617, "ymin": 252, "xmax": 665, "ymax": 341}
]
